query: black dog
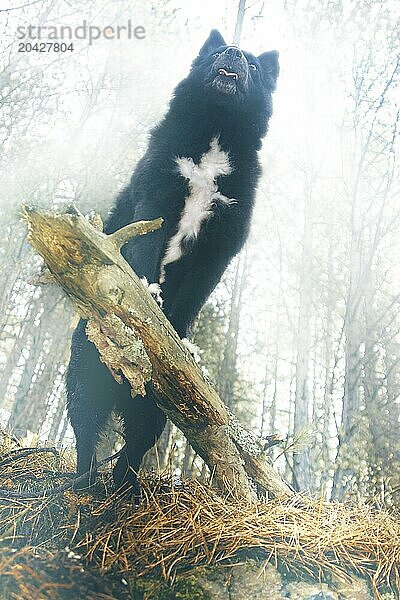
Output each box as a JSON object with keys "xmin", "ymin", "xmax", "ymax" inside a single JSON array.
[{"xmin": 67, "ymin": 29, "xmax": 279, "ymax": 491}]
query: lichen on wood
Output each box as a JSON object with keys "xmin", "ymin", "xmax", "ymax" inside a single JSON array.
[{"xmin": 86, "ymin": 314, "xmax": 152, "ymax": 397}]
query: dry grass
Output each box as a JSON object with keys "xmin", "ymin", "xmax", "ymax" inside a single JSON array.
[{"xmin": 0, "ymin": 436, "xmax": 398, "ymax": 599}]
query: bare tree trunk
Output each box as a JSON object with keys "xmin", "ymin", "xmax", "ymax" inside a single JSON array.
[
  {"xmin": 331, "ymin": 189, "xmax": 363, "ymax": 501},
  {"xmin": 285, "ymin": 335, "xmax": 297, "ymax": 482},
  {"xmin": 56, "ymin": 409, "xmax": 69, "ymax": 444},
  {"xmin": 292, "ymin": 185, "xmax": 314, "ymax": 491},
  {"xmin": 233, "ymin": 0, "xmax": 247, "ymax": 45},
  {"xmin": 259, "ymin": 361, "xmax": 269, "ymax": 438},
  {"xmin": 320, "ymin": 241, "xmax": 334, "ymax": 491},
  {"xmin": 7, "ymin": 319, "xmax": 48, "ymax": 437},
  {"xmin": 182, "ymin": 440, "xmax": 195, "ymax": 478},
  {"xmin": 269, "ymin": 250, "xmax": 284, "ymax": 436},
  {"xmin": 218, "ymin": 251, "xmax": 247, "ymax": 408},
  {"xmin": 0, "ymin": 290, "xmax": 42, "ymax": 408},
  {"xmin": 48, "ymin": 391, "xmax": 66, "ymax": 441},
  {"xmin": 0, "ymin": 230, "xmax": 25, "ymax": 323}
]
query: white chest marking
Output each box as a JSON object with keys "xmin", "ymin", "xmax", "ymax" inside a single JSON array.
[{"xmin": 160, "ymin": 137, "xmax": 235, "ymax": 283}]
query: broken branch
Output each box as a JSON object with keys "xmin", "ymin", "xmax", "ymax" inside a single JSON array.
[{"xmin": 22, "ymin": 205, "xmax": 293, "ymax": 501}]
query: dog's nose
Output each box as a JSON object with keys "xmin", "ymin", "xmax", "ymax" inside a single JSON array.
[{"xmin": 224, "ymin": 46, "xmax": 244, "ymax": 60}]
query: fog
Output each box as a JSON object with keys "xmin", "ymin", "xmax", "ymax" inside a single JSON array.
[{"xmin": 0, "ymin": 0, "xmax": 399, "ymax": 502}]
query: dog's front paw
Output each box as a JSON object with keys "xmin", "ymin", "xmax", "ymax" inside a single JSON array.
[
  {"xmin": 212, "ymin": 191, "xmax": 237, "ymax": 206},
  {"xmin": 148, "ymin": 283, "xmax": 163, "ymax": 307},
  {"xmin": 140, "ymin": 277, "xmax": 163, "ymax": 307}
]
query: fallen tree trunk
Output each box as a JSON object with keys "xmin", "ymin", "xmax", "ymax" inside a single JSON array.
[{"xmin": 23, "ymin": 205, "xmax": 293, "ymax": 501}]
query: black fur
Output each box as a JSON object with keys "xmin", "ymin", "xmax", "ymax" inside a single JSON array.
[{"xmin": 66, "ymin": 30, "xmax": 279, "ymax": 491}]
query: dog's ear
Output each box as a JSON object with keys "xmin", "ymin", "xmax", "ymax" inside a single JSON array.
[
  {"xmin": 199, "ymin": 29, "xmax": 226, "ymax": 56},
  {"xmin": 258, "ymin": 51, "xmax": 279, "ymax": 90}
]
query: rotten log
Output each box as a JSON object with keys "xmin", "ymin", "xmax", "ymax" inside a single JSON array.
[{"xmin": 22, "ymin": 205, "xmax": 293, "ymax": 501}]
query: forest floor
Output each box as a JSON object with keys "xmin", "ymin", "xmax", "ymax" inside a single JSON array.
[{"xmin": 0, "ymin": 436, "xmax": 398, "ymax": 600}]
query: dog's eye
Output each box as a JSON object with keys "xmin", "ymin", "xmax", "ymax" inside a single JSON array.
[
  {"xmin": 249, "ymin": 63, "xmax": 257, "ymax": 70},
  {"xmin": 212, "ymin": 52, "xmax": 221, "ymax": 58}
]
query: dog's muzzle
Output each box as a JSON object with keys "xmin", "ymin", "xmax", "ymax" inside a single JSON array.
[{"xmin": 211, "ymin": 46, "xmax": 248, "ymax": 94}]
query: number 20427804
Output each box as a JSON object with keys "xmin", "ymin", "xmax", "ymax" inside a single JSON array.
[{"xmin": 18, "ymin": 42, "xmax": 74, "ymax": 52}]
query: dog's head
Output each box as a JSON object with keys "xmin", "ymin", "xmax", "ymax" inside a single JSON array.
[{"xmin": 189, "ymin": 29, "xmax": 279, "ymax": 113}]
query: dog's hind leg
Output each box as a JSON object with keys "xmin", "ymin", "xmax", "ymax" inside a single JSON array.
[
  {"xmin": 113, "ymin": 388, "xmax": 167, "ymax": 492},
  {"xmin": 67, "ymin": 319, "xmax": 115, "ymax": 489},
  {"xmin": 72, "ymin": 411, "xmax": 106, "ymax": 489}
]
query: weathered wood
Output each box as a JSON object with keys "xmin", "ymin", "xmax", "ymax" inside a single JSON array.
[{"xmin": 22, "ymin": 205, "xmax": 293, "ymax": 501}]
